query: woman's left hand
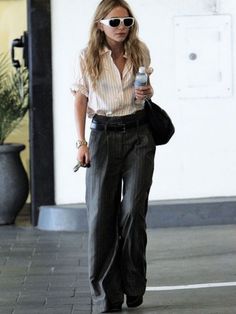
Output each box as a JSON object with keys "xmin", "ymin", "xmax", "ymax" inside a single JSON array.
[{"xmin": 135, "ymin": 84, "xmax": 153, "ymax": 100}]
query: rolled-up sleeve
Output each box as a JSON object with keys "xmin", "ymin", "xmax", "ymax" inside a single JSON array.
[{"xmin": 71, "ymin": 49, "xmax": 89, "ymax": 97}]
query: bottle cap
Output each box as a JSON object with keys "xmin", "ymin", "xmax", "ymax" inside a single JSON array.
[{"xmin": 139, "ymin": 66, "xmax": 146, "ymax": 73}]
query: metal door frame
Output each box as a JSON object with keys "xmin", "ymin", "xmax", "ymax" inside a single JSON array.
[{"xmin": 27, "ymin": 0, "xmax": 55, "ymax": 225}]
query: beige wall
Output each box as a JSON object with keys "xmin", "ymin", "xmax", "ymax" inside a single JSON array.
[
  {"xmin": 0, "ymin": 0, "xmax": 29, "ymax": 177},
  {"xmin": 0, "ymin": 1, "xmax": 26, "ymax": 53}
]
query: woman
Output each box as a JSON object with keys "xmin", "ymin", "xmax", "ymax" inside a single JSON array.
[{"xmin": 72, "ymin": 0, "xmax": 156, "ymax": 312}]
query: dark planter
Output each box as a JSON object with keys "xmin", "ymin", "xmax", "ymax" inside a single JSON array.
[{"xmin": 0, "ymin": 144, "xmax": 29, "ymax": 225}]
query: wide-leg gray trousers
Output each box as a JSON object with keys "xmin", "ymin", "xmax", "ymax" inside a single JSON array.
[{"xmin": 86, "ymin": 110, "xmax": 156, "ymax": 313}]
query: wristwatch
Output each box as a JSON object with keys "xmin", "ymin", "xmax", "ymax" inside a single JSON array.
[{"xmin": 76, "ymin": 139, "xmax": 87, "ymax": 149}]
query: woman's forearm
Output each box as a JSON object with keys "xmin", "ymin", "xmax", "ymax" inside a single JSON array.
[{"xmin": 74, "ymin": 92, "xmax": 88, "ymax": 141}]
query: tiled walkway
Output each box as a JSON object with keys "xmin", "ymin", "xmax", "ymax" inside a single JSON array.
[{"xmin": 0, "ymin": 225, "xmax": 91, "ymax": 314}]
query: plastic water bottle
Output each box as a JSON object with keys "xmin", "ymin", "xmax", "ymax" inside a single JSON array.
[
  {"xmin": 134, "ymin": 66, "xmax": 148, "ymax": 88},
  {"xmin": 134, "ymin": 66, "xmax": 148, "ymax": 104}
]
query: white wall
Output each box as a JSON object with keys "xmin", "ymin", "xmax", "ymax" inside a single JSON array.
[{"xmin": 51, "ymin": 0, "xmax": 236, "ymax": 204}]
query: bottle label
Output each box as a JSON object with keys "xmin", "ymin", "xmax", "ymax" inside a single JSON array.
[{"xmin": 134, "ymin": 74, "xmax": 147, "ymax": 87}]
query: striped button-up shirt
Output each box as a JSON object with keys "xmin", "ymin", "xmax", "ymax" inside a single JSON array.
[{"xmin": 71, "ymin": 47, "xmax": 151, "ymax": 118}]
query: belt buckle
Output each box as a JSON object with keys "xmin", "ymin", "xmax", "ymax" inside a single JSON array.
[
  {"xmin": 113, "ymin": 122, "xmax": 126, "ymax": 132},
  {"xmin": 120, "ymin": 123, "xmax": 126, "ymax": 132}
]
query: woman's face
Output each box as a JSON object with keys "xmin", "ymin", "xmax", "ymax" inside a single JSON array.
[{"xmin": 99, "ymin": 6, "xmax": 132, "ymax": 46}]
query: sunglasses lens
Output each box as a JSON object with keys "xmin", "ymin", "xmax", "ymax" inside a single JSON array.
[
  {"xmin": 124, "ymin": 18, "xmax": 134, "ymax": 27},
  {"xmin": 109, "ymin": 19, "xmax": 120, "ymax": 27}
]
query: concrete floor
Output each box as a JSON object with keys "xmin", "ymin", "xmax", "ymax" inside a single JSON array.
[
  {"xmin": 0, "ymin": 210, "xmax": 236, "ymax": 314},
  {"xmin": 132, "ymin": 225, "xmax": 236, "ymax": 314}
]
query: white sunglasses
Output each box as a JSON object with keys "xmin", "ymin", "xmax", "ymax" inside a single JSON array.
[{"xmin": 100, "ymin": 17, "xmax": 135, "ymax": 28}]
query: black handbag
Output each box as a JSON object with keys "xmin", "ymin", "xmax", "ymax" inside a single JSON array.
[{"xmin": 144, "ymin": 99, "xmax": 175, "ymax": 145}]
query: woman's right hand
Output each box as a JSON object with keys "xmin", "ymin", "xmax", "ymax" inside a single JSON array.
[{"xmin": 77, "ymin": 145, "xmax": 90, "ymax": 166}]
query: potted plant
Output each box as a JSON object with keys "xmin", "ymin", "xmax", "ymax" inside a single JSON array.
[{"xmin": 0, "ymin": 53, "xmax": 29, "ymax": 225}]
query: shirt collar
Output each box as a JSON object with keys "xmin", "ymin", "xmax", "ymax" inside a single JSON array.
[{"xmin": 99, "ymin": 46, "xmax": 128, "ymax": 58}]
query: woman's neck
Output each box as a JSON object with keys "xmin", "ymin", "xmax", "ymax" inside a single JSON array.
[
  {"xmin": 112, "ymin": 49, "xmax": 124, "ymax": 60},
  {"xmin": 106, "ymin": 41, "xmax": 124, "ymax": 59}
]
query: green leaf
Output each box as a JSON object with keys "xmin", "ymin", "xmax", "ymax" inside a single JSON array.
[{"xmin": 0, "ymin": 53, "xmax": 29, "ymax": 144}]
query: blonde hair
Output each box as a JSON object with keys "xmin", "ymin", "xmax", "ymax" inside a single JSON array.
[{"xmin": 85, "ymin": 0, "xmax": 149, "ymax": 87}]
